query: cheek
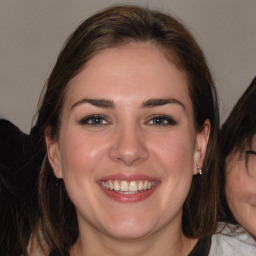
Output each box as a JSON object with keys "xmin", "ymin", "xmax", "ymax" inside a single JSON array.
[
  {"xmin": 225, "ymin": 173, "xmax": 238, "ymax": 205},
  {"xmin": 150, "ymin": 132, "xmax": 195, "ymax": 212},
  {"xmin": 60, "ymin": 132, "xmax": 109, "ymax": 179},
  {"xmin": 227, "ymin": 173, "xmax": 256, "ymax": 207},
  {"xmin": 58, "ymin": 131, "xmax": 111, "ymax": 213},
  {"xmin": 225, "ymin": 156, "xmax": 240, "ymax": 203},
  {"xmin": 225, "ymin": 160, "xmax": 244, "ymax": 205},
  {"xmin": 225, "ymin": 158, "xmax": 256, "ymax": 209},
  {"xmin": 149, "ymin": 131, "xmax": 196, "ymax": 207},
  {"xmin": 151, "ymin": 131, "xmax": 195, "ymax": 172}
]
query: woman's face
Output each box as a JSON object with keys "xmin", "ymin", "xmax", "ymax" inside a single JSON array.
[
  {"xmin": 46, "ymin": 42, "xmax": 209, "ymax": 240},
  {"xmin": 225, "ymin": 135, "xmax": 256, "ymax": 238}
]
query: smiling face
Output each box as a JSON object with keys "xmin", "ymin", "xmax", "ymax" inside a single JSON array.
[
  {"xmin": 46, "ymin": 42, "xmax": 209, "ymax": 241},
  {"xmin": 225, "ymin": 135, "xmax": 256, "ymax": 238}
]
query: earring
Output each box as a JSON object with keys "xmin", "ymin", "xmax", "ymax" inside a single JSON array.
[
  {"xmin": 55, "ymin": 178, "xmax": 60, "ymax": 187},
  {"xmin": 197, "ymin": 166, "xmax": 202, "ymax": 175}
]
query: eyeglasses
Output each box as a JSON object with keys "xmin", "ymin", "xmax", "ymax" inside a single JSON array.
[{"xmin": 245, "ymin": 150, "xmax": 256, "ymax": 178}]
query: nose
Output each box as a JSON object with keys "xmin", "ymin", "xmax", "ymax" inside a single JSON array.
[{"xmin": 109, "ymin": 125, "xmax": 149, "ymax": 166}]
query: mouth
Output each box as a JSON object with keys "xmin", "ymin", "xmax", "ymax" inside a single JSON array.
[
  {"xmin": 98, "ymin": 176, "xmax": 160, "ymax": 203},
  {"xmin": 101, "ymin": 180, "xmax": 157, "ymax": 194}
]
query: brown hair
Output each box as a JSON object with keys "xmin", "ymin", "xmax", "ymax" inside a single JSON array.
[
  {"xmin": 220, "ymin": 76, "xmax": 256, "ymax": 223},
  {"xmin": 36, "ymin": 5, "xmax": 220, "ymax": 255}
]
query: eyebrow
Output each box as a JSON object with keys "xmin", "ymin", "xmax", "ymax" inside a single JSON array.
[
  {"xmin": 71, "ymin": 98, "xmax": 115, "ymax": 110},
  {"xmin": 142, "ymin": 98, "xmax": 186, "ymax": 110},
  {"xmin": 71, "ymin": 97, "xmax": 185, "ymax": 110}
]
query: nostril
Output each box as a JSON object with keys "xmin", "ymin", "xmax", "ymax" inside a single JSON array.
[{"xmin": 108, "ymin": 136, "xmax": 149, "ymax": 165}]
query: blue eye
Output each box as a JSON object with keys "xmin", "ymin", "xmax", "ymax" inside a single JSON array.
[
  {"xmin": 148, "ymin": 115, "xmax": 177, "ymax": 126},
  {"xmin": 79, "ymin": 115, "xmax": 108, "ymax": 126}
]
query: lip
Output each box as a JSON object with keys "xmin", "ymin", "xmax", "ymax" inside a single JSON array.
[{"xmin": 97, "ymin": 174, "xmax": 160, "ymax": 203}]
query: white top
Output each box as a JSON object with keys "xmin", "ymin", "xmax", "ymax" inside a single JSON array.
[{"xmin": 209, "ymin": 224, "xmax": 256, "ymax": 256}]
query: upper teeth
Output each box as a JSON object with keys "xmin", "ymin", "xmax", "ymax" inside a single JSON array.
[{"xmin": 101, "ymin": 180, "xmax": 156, "ymax": 193}]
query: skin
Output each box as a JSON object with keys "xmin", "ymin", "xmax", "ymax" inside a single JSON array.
[
  {"xmin": 46, "ymin": 42, "xmax": 210, "ymax": 256},
  {"xmin": 225, "ymin": 135, "xmax": 256, "ymax": 239}
]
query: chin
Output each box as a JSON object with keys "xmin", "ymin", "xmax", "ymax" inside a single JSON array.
[
  {"xmin": 245, "ymin": 224, "xmax": 256, "ymax": 240},
  {"xmin": 102, "ymin": 215, "xmax": 156, "ymax": 240}
]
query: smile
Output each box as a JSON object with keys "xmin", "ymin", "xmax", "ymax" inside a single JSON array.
[
  {"xmin": 101, "ymin": 180, "xmax": 157, "ymax": 193},
  {"xmin": 98, "ymin": 176, "xmax": 159, "ymax": 203}
]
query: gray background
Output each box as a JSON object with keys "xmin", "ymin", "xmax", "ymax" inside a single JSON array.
[{"xmin": 1, "ymin": 0, "xmax": 255, "ymax": 133}]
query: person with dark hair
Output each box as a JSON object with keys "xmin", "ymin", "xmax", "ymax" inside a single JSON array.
[
  {"xmin": 220, "ymin": 76, "xmax": 256, "ymax": 245},
  {"xmin": 2, "ymin": 5, "xmax": 222, "ymax": 256},
  {"xmin": 0, "ymin": 119, "xmax": 43, "ymax": 255},
  {"xmin": 34, "ymin": 5, "xmax": 220, "ymax": 256}
]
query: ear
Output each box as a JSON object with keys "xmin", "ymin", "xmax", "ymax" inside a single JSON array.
[
  {"xmin": 45, "ymin": 127, "xmax": 63, "ymax": 179},
  {"xmin": 193, "ymin": 119, "xmax": 210, "ymax": 175}
]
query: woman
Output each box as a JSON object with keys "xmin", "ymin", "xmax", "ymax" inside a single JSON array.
[
  {"xmin": 35, "ymin": 5, "xmax": 220, "ymax": 256},
  {"xmin": 2, "ymin": 5, "xmax": 220, "ymax": 256},
  {"xmin": 220, "ymin": 76, "xmax": 256, "ymax": 243}
]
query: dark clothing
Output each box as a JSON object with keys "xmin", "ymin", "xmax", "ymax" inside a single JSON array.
[{"xmin": 188, "ymin": 237, "xmax": 212, "ymax": 256}]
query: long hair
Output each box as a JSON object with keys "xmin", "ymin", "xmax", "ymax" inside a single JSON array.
[{"xmin": 36, "ymin": 5, "xmax": 220, "ymax": 255}]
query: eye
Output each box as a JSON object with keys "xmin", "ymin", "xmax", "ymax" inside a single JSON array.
[
  {"xmin": 147, "ymin": 115, "xmax": 177, "ymax": 126},
  {"xmin": 245, "ymin": 150, "xmax": 256, "ymax": 177},
  {"xmin": 79, "ymin": 115, "xmax": 109, "ymax": 126},
  {"xmin": 246, "ymin": 150, "xmax": 256, "ymax": 156}
]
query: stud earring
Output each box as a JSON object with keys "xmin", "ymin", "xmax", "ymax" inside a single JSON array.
[
  {"xmin": 55, "ymin": 178, "xmax": 60, "ymax": 187},
  {"xmin": 197, "ymin": 166, "xmax": 202, "ymax": 175}
]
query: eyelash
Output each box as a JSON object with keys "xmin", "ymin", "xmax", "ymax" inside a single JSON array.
[
  {"xmin": 79, "ymin": 115, "xmax": 109, "ymax": 126},
  {"xmin": 246, "ymin": 150, "xmax": 256, "ymax": 156},
  {"xmin": 79, "ymin": 114, "xmax": 177, "ymax": 127},
  {"xmin": 147, "ymin": 115, "xmax": 177, "ymax": 126}
]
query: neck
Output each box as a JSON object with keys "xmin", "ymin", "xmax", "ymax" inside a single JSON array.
[{"xmin": 71, "ymin": 223, "xmax": 198, "ymax": 256}]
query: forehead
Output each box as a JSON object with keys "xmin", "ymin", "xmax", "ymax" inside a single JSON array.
[{"xmin": 64, "ymin": 42, "xmax": 192, "ymax": 109}]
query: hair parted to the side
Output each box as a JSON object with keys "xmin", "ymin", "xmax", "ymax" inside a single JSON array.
[
  {"xmin": 220, "ymin": 76, "xmax": 256, "ymax": 223},
  {"xmin": 36, "ymin": 5, "xmax": 220, "ymax": 255}
]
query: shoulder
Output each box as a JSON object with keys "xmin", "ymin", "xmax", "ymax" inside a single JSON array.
[{"xmin": 208, "ymin": 223, "xmax": 256, "ymax": 256}]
